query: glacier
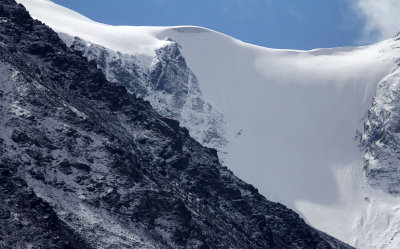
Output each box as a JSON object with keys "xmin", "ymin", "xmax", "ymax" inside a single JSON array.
[{"xmin": 16, "ymin": 0, "xmax": 400, "ymax": 248}]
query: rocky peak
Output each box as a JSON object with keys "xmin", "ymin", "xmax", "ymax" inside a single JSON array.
[{"xmin": 63, "ymin": 33, "xmax": 228, "ymax": 159}]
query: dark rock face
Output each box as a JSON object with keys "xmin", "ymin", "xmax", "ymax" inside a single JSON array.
[
  {"xmin": 0, "ymin": 169, "xmax": 92, "ymax": 249},
  {"xmin": 0, "ymin": 1, "xmax": 352, "ymax": 248}
]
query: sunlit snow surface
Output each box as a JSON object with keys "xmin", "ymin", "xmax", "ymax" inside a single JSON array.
[{"xmin": 17, "ymin": 0, "xmax": 400, "ymax": 248}]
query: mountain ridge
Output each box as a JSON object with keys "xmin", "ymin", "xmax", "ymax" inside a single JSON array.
[
  {"xmin": 0, "ymin": 0, "xmax": 352, "ymax": 248},
  {"xmin": 15, "ymin": 1, "xmax": 400, "ymax": 248}
]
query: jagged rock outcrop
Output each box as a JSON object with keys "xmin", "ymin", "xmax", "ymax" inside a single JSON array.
[
  {"xmin": 0, "ymin": 1, "xmax": 352, "ymax": 248},
  {"xmin": 361, "ymin": 65, "xmax": 400, "ymax": 194},
  {"xmin": 59, "ymin": 34, "xmax": 228, "ymax": 157}
]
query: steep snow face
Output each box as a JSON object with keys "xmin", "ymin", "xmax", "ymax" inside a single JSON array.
[
  {"xmin": 160, "ymin": 28, "xmax": 397, "ymax": 204},
  {"xmin": 156, "ymin": 28, "xmax": 400, "ymax": 249},
  {"xmin": 17, "ymin": 0, "xmax": 400, "ymax": 248}
]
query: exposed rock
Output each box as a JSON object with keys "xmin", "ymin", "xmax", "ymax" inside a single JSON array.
[{"xmin": 361, "ymin": 67, "xmax": 400, "ymax": 194}]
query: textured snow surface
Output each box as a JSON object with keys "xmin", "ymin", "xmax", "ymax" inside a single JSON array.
[{"xmin": 17, "ymin": 0, "xmax": 400, "ymax": 248}]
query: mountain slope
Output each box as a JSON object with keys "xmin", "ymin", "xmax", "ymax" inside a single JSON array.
[
  {"xmin": 0, "ymin": 0, "xmax": 351, "ymax": 248},
  {"xmin": 15, "ymin": 0, "xmax": 400, "ymax": 248}
]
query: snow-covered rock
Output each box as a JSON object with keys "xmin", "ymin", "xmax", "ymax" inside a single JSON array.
[
  {"xmin": 361, "ymin": 66, "xmax": 400, "ymax": 194},
  {"xmin": 60, "ymin": 34, "xmax": 228, "ymax": 155}
]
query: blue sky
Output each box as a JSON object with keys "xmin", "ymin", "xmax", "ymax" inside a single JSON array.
[{"xmin": 52, "ymin": 0, "xmax": 400, "ymax": 50}]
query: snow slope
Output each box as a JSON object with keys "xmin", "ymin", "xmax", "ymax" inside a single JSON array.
[{"xmin": 17, "ymin": 0, "xmax": 400, "ymax": 248}]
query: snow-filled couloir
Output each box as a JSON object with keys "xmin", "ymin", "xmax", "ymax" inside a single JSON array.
[{"xmin": 17, "ymin": 0, "xmax": 400, "ymax": 248}]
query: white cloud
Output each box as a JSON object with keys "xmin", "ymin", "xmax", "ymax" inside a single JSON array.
[{"xmin": 352, "ymin": 0, "xmax": 400, "ymax": 43}]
